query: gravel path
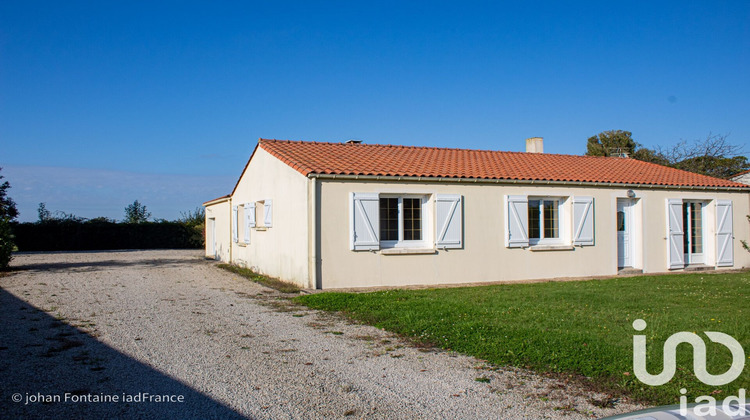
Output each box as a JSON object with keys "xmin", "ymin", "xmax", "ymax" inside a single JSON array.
[{"xmin": 0, "ymin": 250, "xmax": 642, "ymax": 419}]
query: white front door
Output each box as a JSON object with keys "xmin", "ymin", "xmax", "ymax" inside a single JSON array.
[{"xmin": 617, "ymin": 199, "xmax": 633, "ymax": 268}]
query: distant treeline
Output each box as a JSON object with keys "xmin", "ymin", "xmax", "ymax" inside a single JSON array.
[{"xmin": 12, "ymin": 219, "xmax": 204, "ymax": 252}]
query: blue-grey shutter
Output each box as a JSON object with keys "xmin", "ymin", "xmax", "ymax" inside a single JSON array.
[
  {"xmin": 716, "ymin": 200, "xmax": 734, "ymax": 267},
  {"xmin": 572, "ymin": 197, "xmax": 594, "ymax": 246},
  {"xmin": 248, "ymin": 203, "xmax": 256, "ymax": 228},
  {"xmin": 243, "ymin": 203, "xmax": 252, "ymax": 244},
  {"xmin": 350, "ymin": 193, "xmax": 379, "ymax": 251},
  {"xmin": 435, "ymin": 194, "xmax": 462, "ymax": 249},
  {"xmin": 231, "ymin": 206, "xmax": 238, "ymax": 243},
  {"xmin": 667, "ymin": 199, "xmax": 684, "ymax": 269},
  {"xmin": 506, "ymin": 195, "xmax": 528, "ymax": 248},
  {"xmin": 264, "ymin": 199, "xmax": 273, "ymax": 228}
]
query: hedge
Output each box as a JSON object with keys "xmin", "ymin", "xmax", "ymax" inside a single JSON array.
[{"xmin": 12, "ymin": 220, "xmax": 204, "ymax": 251}]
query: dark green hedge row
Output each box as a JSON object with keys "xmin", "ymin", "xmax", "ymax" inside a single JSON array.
[{"xmin": 12, "ymin": 220, "xmax": 204, "ymax": 251}]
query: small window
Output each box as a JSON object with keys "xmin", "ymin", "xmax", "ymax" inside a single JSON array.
[
  {"xmin": 379, "ymin": 195, "xmax": 426, "ymax": 247},
  {"xmin": 528, "ymin": 198, "xmax": 561, "ymax": 244},
  {"xmin": 682, "ymin": 201, "xmax": 704, "ymax": 259},
  {"xmin": 403, "ymin": 198, "xmax": 422, "ymax": 241},
  {"xmin": 528, "ymin": 200, "xmax": 541, "ymax": 239},
  {"xmin": 379, "ymin": 198, "xmax": 399, "ymax": 240}
]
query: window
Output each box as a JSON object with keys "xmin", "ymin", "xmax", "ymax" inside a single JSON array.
[
  {"xmin": 243, "ymin": 203, "xmax": 254, "ymax": 243},
  {"xmin": 528, "ymin": 198, "xmax": 560, "ymax": 243},
  {"xmin": 507, "ymin": 195, "xmax": 580, "ymax": 249},
  {"xmin": 379, "ymin": 198, "xmax": 398, "ymax": 240},
  {"xmin": 379, "ymin": 195, "xmax": 425, "ymax": 247},
  {"xmin": 403, "ymin": 198, "xmax": 422, "ymax": 241},
  {"xmin": 351, "ymin": 192, "xmax": 460, "ymax": 252}
]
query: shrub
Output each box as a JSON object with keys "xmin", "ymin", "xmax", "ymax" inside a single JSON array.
[
  {"xmin": 12, "ymin": 219, "xmax": 204, "ymax": 252},
  {"xmin": 0, "ymin": 219, "xmax": 14, "ymax": 269}
]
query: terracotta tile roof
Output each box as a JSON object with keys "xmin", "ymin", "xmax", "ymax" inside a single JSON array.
[
  {"xmin": 731, "ymin": 169, "xmax": 750, "ymax": 179},
  {"xmin": 258, "ymin": 139, "xmax": 749, "ymax": 189}
]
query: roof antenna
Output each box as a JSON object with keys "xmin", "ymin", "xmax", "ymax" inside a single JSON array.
[{"xmin": 608, "ymin": 147, "xmax": 630, "ymax": 158}]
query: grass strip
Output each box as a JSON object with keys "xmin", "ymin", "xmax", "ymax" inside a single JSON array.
[{"xmin": 218, "ymin": 263, "xmax": 300, "ymax": 293}]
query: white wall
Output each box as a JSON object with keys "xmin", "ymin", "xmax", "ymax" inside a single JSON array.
[
  {"xmin": 229, "ymin": 147, "xmax": 310, "ymax": 287},
  {"xmin": 204, "ymin": 199, "xmax": 231, "ymax": 262}
]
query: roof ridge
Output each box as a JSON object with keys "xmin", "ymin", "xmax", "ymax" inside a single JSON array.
[{"xmin": 258, "ymin": 138, "xmax": 639, "ymax": 160}]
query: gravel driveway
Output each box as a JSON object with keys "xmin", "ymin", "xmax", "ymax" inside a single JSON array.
[{"xmin": 0, "ymin": 250, "xmax": 642, "ymax": 419}]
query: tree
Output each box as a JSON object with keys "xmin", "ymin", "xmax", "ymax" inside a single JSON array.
[
  {"xmin": 0, "ymin": 168, "xmax": 19, "ymax": 269},
  {"xmin": 0, "ymin": 168, "xmax": 19, "ymax": 221},
  {"xmin": 124, "ymin": 200, "xmax": 151, "ymax": 224},
  {"xmin": 585, "ymin": 131, "xmax": 749, "ymax": 179},
  {"xmin": 36, "ymin": 203, "xmax": 85, "ymax": 223},
  {"xmin": 179, "ymin": 207, "xmax": 205, "ymax": 246},
  {"xmin": 37, "ymin": 203, "xmax": 52, "ymax": 223},
  {"xmin": 586, "ymin": 130, "xmax": 638, "ymax": 157},
  {"xmin": 178, "ymin": 207, "xmax": 205, "ymax": 227},
  {"xmin": 654, "ymin": 133, "xmax": 749, "ymax": 178},
  {"xmin": 631, "ymin": 147, "xmax": 670, "ymax": 166}
]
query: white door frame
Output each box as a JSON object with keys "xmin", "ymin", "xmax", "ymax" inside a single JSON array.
[
  {"xmin": 682, "ymin": 200, "xmax": 705, "ymax": 265},
  {"xmin": 617, "ymin": 199, "xmax": 634, "ymax": 268}
]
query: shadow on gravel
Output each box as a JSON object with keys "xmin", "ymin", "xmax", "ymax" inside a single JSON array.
[
  {"xmin": 9, "ymin": 258, "xmax": 201, "ymax": 273},
  {"xmin": 0, "ymin": 288, "xmax": 251, "ymax": 420}
]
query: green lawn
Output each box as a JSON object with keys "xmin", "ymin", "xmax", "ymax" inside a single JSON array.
[
  {"xmin": 296, "ymin": 271, "xmax": 750, "ymax": 405},
  {"xmin": 217, "ymin": 263, "xmax": 301, "ymax": 293}
]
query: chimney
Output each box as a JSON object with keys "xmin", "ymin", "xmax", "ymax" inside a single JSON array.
[{"xmin": 525, "ymin": 137, "xmax": 543, "ymax": 153}]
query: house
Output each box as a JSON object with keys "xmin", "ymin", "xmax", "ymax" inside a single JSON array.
[
  {"xmin": 204, "ymin": 138, "xmax": 750, "ymax": 289},
  {"xmin": 730, "ymin": 169, "xmax": 750, "ymax": 185}
]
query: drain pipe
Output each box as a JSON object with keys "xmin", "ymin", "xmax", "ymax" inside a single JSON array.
[
  {"xmin": 308, "ymin": 177, "xmax": 318, "ymax": 289},
  {"xmin": 228, "ymin": 197, "xmax": 233, "ymax": 263}
]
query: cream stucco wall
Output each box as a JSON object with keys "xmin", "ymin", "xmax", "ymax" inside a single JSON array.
[
  {"xmin": 228, "ymin": 147, "xmax": 310, "ymax": 287},
  {"xmin": 317, "ymin": 179, "xmax": 750, "ymax": 289},
  {"xmin": 204, "ymin": 199, "xmax": 231, "ymax": 262},
  {"xmin": 636, "ymin": 190, "xmax": 749, "ymax": 272}
]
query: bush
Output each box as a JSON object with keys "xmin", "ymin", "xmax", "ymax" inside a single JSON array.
[
  {"xmin": 12, "ymin": 219, "xmax": 204, "ymax": 252},
  {"xmin": 0, "ymin": 168, "xmax": 18, "ymax": 269},
  {"xmin": 0, "ymin": 219, "xmax": 14, "ymax": 268}
]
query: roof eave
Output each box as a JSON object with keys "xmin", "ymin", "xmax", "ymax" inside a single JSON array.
[
  {"xmin": 203, "ymin": 194, "xmax": 231, "ymax": 206},
  {"xmin": 306, "ymin": 173, "xmax": 750, "ymax": 192}
]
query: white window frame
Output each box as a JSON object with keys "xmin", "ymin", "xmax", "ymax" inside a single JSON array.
[
  {"xmin": 379, "ymin": 194, "xmax": 429, "ymax": 249},
  {"xmin": 527, "ymin": 197, "xmax": 564, "ymax": 246},
  {"xmin": 682, "ymin": 200, "xmax": 706, "ymax": 265}
]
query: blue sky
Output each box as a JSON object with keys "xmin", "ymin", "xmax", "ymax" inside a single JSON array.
[{"xmin": 2, "ymin": 1, "xmax": 748, "ymax": 222}]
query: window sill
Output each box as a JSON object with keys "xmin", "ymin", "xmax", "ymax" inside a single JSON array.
[
  {"xmin": 238, "ymin": 243, "xmax": 248, "ymax": 247},
  {"xmin": 380, "ymin": 248, "xmax": 437, "ymax": 255},
  {"xmin": 255, "ymin": 227, "xmax": 267, "ymax": 231},
  {"xmin": 529, "ymin": 245, "xmax": 574, "ymax": 252}
]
